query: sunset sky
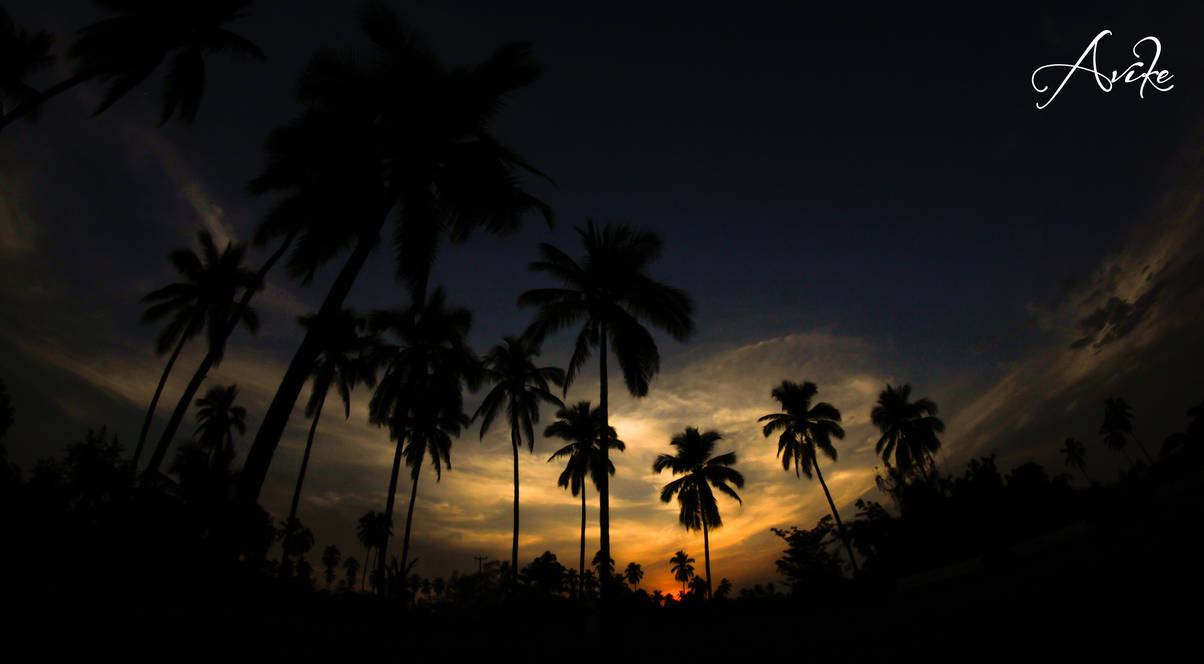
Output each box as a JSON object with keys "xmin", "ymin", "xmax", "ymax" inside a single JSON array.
[{"xmin": 2, "ymin": 1, "xmax": 1202, "ymax": 594}]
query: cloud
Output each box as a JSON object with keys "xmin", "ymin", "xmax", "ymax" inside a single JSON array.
[{"xmin": 948, "ymin": 128, "xmax": 1204, "ymax": 467}]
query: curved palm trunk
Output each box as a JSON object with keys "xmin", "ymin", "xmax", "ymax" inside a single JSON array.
[
  {"xmin": 579, "ymin": 485, "xmax": 587, "ymax": 600},
  {"xmin": 239, "ymin": 231, "xmax": 379, "ymax": 507},
  {"xmin": 131, "ymin": 332, "xmax": 189, "ymax": 473},
  {"xmin": 361, "ymin": 547, "xmax": 371, "ymax": 591},
  {"xmin": 597, "ymin": 325, "xmax": 611, "ymax": 597},
  {"xmin": 511, "ymin": 428, "xmax": 520, "ymax": 585},
  {"xmin": 283, "ymin": 390, "xmax": 326, "ymax": 570},
  {"xmin": 0, "ymin": 71, "xmax": 91, "ymax": 132},
  {"xmin": 813, "ymin": 457, "xmax": 860, "ymax": 577},
  {"xmin": 377, "ymin": 429, "xmax": 406, "ymax": 591},
  {"xmin": 399, "ymin": 461, "xmax": 423, "ymax": 583},
  {"xmin": 1132, "ymin": 434, "xmax": 1153, "ymax": 464},
  {"xmin": 143, "ymin": 233, "xmax": 296, "ymax": 477},
  {"xmin": 701, "ymin": 510, "xmax": 712, "ymax": 600}
]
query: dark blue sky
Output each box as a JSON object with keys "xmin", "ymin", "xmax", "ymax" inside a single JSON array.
[{"xmin": 2, "ymin": 0, "xmax": 1202, "ymax": 588}]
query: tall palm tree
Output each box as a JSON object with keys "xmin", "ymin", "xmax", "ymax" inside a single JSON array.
[
  {"xmin": 368, "ymin": 288, "xmax": 478, "ymax": 586},
  {"xmin": 623, "ymin": 562, "xmax": 643, "ymax": 588},
  {"xmin": 133, "ymin": 231, "xmax": 258, "ymax": 472},
  {"xmin": 282, "ymin": 309, "xmax": 377, "ymax": 570},
  {"xmin": 356, "ymin": 510, "xmax": 390, "ymax": 592},
  {"xmin": 342, "ymin": 555, "xmax": 359, "ymax": 590},
  {"xmin": 0, "ymin": 0, "xmax": 264, "ymax": 132},
  {"xmin": 760, "ymin": 380, "xmax": 859, "ymax": 576},
  {"xmin": 321, "ymin": 545, "xmax": 342, "ymax": 589},
  {"xmin": 193, "ymin": 384, "xmax": 246, "ymax": 469},
  {"xmin": 1101, "ymin": 397, "xmax": 1152, "ymax": 464},
  {"xmin": 474, "ymin": 335, "xmax": 564, "ymax": 581},
  {"xmin": 545, "ymin": 401, "xmax": 624, "ymax": 598},
  {"xmin": 0, "ymin": 7, "xmax": 54, "ymax": 125},
  {"xmin": 521, "ymin": 220, "xmax": 695, "ymax": 592},
  {"xmin": 871, "ymin": 383, "xmax": 945, "ymax": 479},
  {"xmin": 1060, "ymin": 437, "xmax": 1092, "ymax": 484},
  {"xmin": 389, "ymin": 378, "xmax": 468, "ymax": 590},
  {"xmin": 141, "ymin": 233, "xmax": 264, "ymax": 478},
  {"xmin": 669, "ymin": 550, "xmax": 695, "ymax": 596},
  {"xmin": 653, "ymin": 427, "xmax": 743, "ymax": 599},
  {"xmin": 239, "ymin": 5, "xmax": 552, "ymax": 508}
]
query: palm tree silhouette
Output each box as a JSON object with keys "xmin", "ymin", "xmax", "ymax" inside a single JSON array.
[
  {"xmin": 1101, "ymin": 397, "xmax": 1152, "ymax": 464},
  {"xmin": 193, "ymin": 384, "xmax": 245, "ymax": 469},
  {"xmin": 342, "ymin": 555, "xmax": 359, "ymax": 591},
  {"xmin": 0, "ymin": 7, "xmax": 54, "ymax": 125},
  {"xmin": 133, "ymin": 231, "xmax": 258, "ymax": 472},
  {"xmin": 368, "ymin": 288, "xmax": 477, "ymax": 587},
  {"xmin": 545, "ymin": 401, "xmax": 624, "ymax": 598},
  {"xmin": 623, "ymin": 562, "xmax": 644, "ymax": 588},
  {"xmin": 321, "ymin": 545, "xmax": 341, "ymax": 589},
  {"xmin": 356, "ymin": 510, "xmax": 391, "ymax": 592},
  {"xmin": 521, "ymin": 220, "xmax": 695, "ymax": 593},
  {"xmin": 282, "ymin": 309, "xmax": 377, "ymax": 570},
  {"xmin": 239, "ymin": 5, "xmax": 551, "ymax": 508},
  {"xmin": 871, "ymin": 383, "xmax": 945, "ymax": 479},
  {"xmin": 0, "ymin": 0, "xmax": 264, "ymax": 132},
  {"xmin": 653, "ymin": 427, "xmax": 744, "ymax": 599},
  {"xmin": 669, "ymin": 550, "xmax": 695, "ymax": 596},
  {"xmin": 474, "ymin": 335, "xmax": 564, "ymax": 582},
  {"xmin": 140, "ymin": 233, "xmax": 263, "ymax": 478},
  {"xmin": 760, "ymin": 380, "xmax": 859, "ymax": 576},
  {"xmin": 1060, "ymin": 437, "xmax": 1091, "ymax": 484}
]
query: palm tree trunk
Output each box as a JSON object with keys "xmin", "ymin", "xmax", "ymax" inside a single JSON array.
[
  {"xmin": 701, "ymin": 507, "xmax": 712, "ymax": 600},
  {"xmin": 813, "ymin": 456, "xmax": 860, "ymax": 578},
  {"xmin": 143, "ymin": 232, "xmax": 296, "ymax": 477},
  {"xmin": 361, "ymin": 547, "xmax": 371, "ymax": 591},
  {"xmin": 1132, "ymin": 434, "xmax": 1154, "ymax": 464},
  {"xmin": 239, "ymin": 230, "xmax": 379, "ymax": 507},
  {"xmin": 597, "ymin": 323, "xmax": 611, "ymax": 596},
  {"xmin": 0, "ymin": 71, "xmax": 91, "ymax": 132},
  {"xmin": 131, "ymin": 332, "xmax": 189, "ymax": 473},
  {"xmin": 283, "ymin": 390, "xmax": 326, "ymax": 570},
  {"xmin": 579, "ymin": 485, "xmax": 586, "ymax": 600},
  {"xmin": 511, "ymin": 427, "xmax": 520, "ymax": 585},
  {"xmin": 400, "ymin": 461, "xmax": 422, "ymax": 582},
  {"xmin": 378, "ymin": 428, "xmax": 406, "ymax": 590}
]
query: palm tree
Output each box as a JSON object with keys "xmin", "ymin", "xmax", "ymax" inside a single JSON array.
[
  {"xmin": 591, "ymin": 550, "xmax": 615, "ymax": 580},
  {"xmin": 141, "ymin": 234, "xmax": 264, "ymax": 478},
  {"xmin": 545, "ymin": 401, "xmax": 624, "ymax": 598},
  {"xmin": 474, "ymin": 335, "xmax": 564, "ymax": 581},
  {"xmin": 193, "ymin": 384, "xmax": 246, "ymax": 469},
  {"xmin": 0, "ymin": 7, "xmax": 54, "ymax": 125},
  {"xmin": 521, "ymin": 220, "xmax": 695, "ymax": 592},
  {"xmin": 356, "ymin": 510, "xmax": 390, "ymax": 592},
  {"xmin": 653, "ymin": 427, "xmax": 744, "ymax": 599},
  {"xmin": 760, "ymin": 381, "xmax": 859, "ymax": 577},
  {"xmin": 871, "ymin": 383, "xmax": 945, "ymax": 479},
  {"xmin": 282, "ymin": 309, "xmax": 377, "ymax": 570},
  {"xmin": 133, "ymin": 231, "xmax": 259, "ymax": 473},
  {"xmin": 623, "ymin": 562, "xmax": 644, "ymax": 588},
  {"xmin": 321, "ymin": 545, "xmax": 342, "ymax": 589},
  {"xmin": 238, "ymin": 5, "xmax": 551, "ymax": 508},
  {"xmin": 1061, "ymin": 437, "xmax": 1092, "ymax": 484},
  {"xmin": 669, "ymin": 550, "xmax": 695, "ymax": 596},
  {"xmin": 0, "ymin": 0, "xmax": 264, "ymax": 132},
  {"xmin": 368, "ymin": 288, "xmax": 477, "ymax": 586},
  {"xmin": 390, "ymin": 380, "xmax": 468, "ymax": 590},
  {"xmin": 1101, "ymin": 397, "xmax": 1152, "ymax": 464},
  {"xmin": 342, "ymin": 555, "xmax": 359, "ymax": 591}
]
